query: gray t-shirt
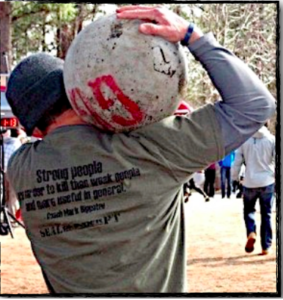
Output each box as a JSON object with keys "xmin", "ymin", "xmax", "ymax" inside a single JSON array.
[
  {"xmin": 7, "ymin": 105, "xmax": 223, "ymax": 293},
  {"xmin": 7, "ymin": 31, "xmax": 275, "ymax": 293}
]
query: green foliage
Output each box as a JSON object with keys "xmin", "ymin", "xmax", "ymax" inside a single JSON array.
[
  {"xmin": 12, "ymin": 3, "xmax": 74, "ymax": 60},
  {"xmin": 11, "ymin": 3, "xmax": 98, "ymax": 61}
]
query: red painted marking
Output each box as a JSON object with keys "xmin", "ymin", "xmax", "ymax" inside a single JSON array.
[
  {"xmin": 69, "ymin": 87, "xmax": 114, "ymax": 131},
  {"xmin": 69, "ymin": 89, "xmax": 88, "ymax": 116},
  {"xmin": 80, "ymin": 93, "xmax": 115, "ymax": 131},
  {"xmin": 88, "ymin": 75, "xmax": 144, "ymax": 127},
  {"xmin": 88, "ymin": 76, "xmax": 114, "ymax": 110},
  {"xmin": 1, "ymin": 86, "xmax": 6, "ymax": 92}
]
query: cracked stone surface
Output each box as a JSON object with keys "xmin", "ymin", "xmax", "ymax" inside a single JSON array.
[{"xmin": 64, "ymin": 14, "xmax": 188, "ymax": 132}]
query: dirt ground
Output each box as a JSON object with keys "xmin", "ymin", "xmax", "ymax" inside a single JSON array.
[{"xmin": 0, "ymin": 192, "xmax": 279, "ymax": 295}]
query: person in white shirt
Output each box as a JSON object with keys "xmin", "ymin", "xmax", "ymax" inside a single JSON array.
[{"xmin": 232, "ymin": 122, "xmax": 275, "ymax": 255}]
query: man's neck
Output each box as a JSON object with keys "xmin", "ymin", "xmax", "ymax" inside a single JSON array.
[{"xmin": 44, "ymin": 109, "xmax": 88, "ymax": 136}]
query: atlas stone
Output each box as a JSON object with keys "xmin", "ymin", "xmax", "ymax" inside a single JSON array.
[{"xmin": 64, "ymin": 14, "xmax": 188, "ymax": 132}]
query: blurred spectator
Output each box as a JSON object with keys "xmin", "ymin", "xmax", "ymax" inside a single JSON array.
[
  {"xmin": 16, "ymin": 128, "xmax": 29, "ymax": 144},
  {"xmin": 219, "ymin": 151, "xmax": 235, "ymax": 199},
  {"xmin": 204, "ymin": 163, "xmax": 216, "ymax": 198},
  {"xmin": 232, "ymin": 123, "xmax": 275, "ymax": 255},
  {"xmin": 184, "ymin": 172, "xmax": 210, "ymax": 202},
  {"xmin": 2, "ymin": 129, "xmax": 22, "ymax": 220},
  {"xmin": 3, "ymin": 129, "xmax": 22, "ymax": 171}
]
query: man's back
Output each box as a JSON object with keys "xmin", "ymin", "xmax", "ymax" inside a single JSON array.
[
  {"xmin": 7, "ymin": 110, "xmax": 223, "ymax": 293},
  {"xmin": 5, "ymin": 5, "xmax": 276, "ymax": 293},
  {"xmin": 234, "ymin": 126, "xmax": 275, "ymax": 188}
]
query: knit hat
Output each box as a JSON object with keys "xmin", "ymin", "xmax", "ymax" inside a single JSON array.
[{"xmin": 6, "ymin": 53, "xmax": 65, "ymax": 136}]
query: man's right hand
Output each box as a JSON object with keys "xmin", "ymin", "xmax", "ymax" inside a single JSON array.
[{"xmin": 116, "ymin": 5, "xmax": 203, "ymax": 45}]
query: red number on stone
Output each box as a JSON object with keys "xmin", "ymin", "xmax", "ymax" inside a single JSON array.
[
  {"xmin": 88, "ymin": 75, "xmax": 144, "ymax": 127},
  {"xmin": 69, "ymin": 87, "xmax": 114, "ymax": 131}
]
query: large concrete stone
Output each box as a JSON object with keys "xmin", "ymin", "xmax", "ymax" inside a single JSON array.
[{"xmin": 64, "ymin": 14, "xmax": 188, "ymax": 132}]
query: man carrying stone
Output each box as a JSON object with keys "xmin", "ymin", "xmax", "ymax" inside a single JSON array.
[{"xmin": 6, "ymin": 5, "xmax": 275, "ymax": 294}]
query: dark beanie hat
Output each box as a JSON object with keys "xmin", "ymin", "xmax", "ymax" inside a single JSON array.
[{"xmin": 6, "ymin": 53, "xmax": 66, "ymax": 136}]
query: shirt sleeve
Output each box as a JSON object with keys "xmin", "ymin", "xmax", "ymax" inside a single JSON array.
[
  {"xmin": 132, "ymin": 104, "xmax": 225, "ymax": 183},
  {"xmin": 187, "ymin": 33, "xmax": 276, "ymax": 155}
]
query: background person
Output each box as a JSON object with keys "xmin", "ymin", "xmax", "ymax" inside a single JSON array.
[
  {"xmin": 15, "ymin": 128, "xmax": 29, "ymax": 144},
  {"xmin": 6, "ymin": 6, "xmax": 275, "ymax": 293},
  {"xmin": 184, "ymin": 172, "xmax": 210, "ymax": 202},
  {"xmin": 204, "ymin": 163, "xmax": 216, "ymax": 198},
  {"xmin": 2, "ymin": 129, "xmax": 22, "ymax": 220},
  {"xmin": 232, "ymin": 122, "xmax": 275, "ymax": 255},
  {"xmin": 218, "ymin": 151, "xmax": 235, "ymax": 199},
  {"xmin": 2, "ymin": 129, "xmax": 22, "ymax": 172}
]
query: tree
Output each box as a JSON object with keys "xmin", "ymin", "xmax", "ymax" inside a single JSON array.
[
  {"xmin": 56, "ymin": 4, "xmax": 99, "ymax": 59},
  {"xmin": 9, "ymin": 3, "xmax": 101, "ymax": 62},
  {"xmin": 1, "ymin": 3, "xmax": 278, "ymax": 132},
  {"xmin": 171, "ymin": 3, "xmax": 277, "ymax": 107},
  {"xmin": 0, "ymin": 2, "xmax": 12, "ymax": 73},
  {"xmin": 11, "ymin": 3, "xmax": 75, "ymax": 61}
]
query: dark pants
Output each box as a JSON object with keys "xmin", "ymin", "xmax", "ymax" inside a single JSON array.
[
  {"xmin": 188, "ymin": 179, "xmax": 208, "ymax": 199},
  {"xmin": 204, "ymin": 168, "xmax": 216, "ymax": 197},
  {"xmin": 220, "ymin": 167, "xmax": 231, "ymax": 198},
  {"xmin": 243, "ymin": 184, "xmax": 274, "ymax": 251}
]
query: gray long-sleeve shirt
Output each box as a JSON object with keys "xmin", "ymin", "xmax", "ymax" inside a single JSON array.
[{"xmin": 188, "ymin": 33, "xmax": 276, "ymax": 154}]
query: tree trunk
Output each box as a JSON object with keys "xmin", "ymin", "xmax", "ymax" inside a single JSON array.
[
  {"xmin": 0, "ymin": 2, "xmax": 12, "ymax": 73},
  {"xmin": 42, "ymin": 17, "xmax": 47, "ymax": 52},
  {"xmin": 57, "ymin": 24, "xmax": 73, "ymax": 59}
]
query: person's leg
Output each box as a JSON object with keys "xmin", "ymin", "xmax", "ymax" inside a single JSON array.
[
  {"xmin": 190, "ymin": 178, "xmax": 209, "ymax": 201},
  {"xmin": 236, "ymin": 177, "xmax": 244, "ymax": 198},
  {"xmin": 259, "ymin": 184, "xmax": 275, "ymax": 254},
  {"xmin": 188, "ymin": 178, "xmax": 194, "ymax": 190},
  {"xmin": 243, "ymin": 186, "xmax": 258, "ymax": 252},
  {"xmin": 226, "ymin": 167, "xmax": 232, "ymax": 198},
  {"xmin": 194, "ymin": 185, "xmax": 209, "ymax": 200},
  {"xmin": 211, "ymin": 169, "xmax": 216, "ymax": 197},
  {"xmin": 220, "ymin": 167, "xmax": 226, "ymax": 198},
  {"xmin": 206, "ymin": 169, "xmax": 215, "ymax": 197},
  {"xmin": 183, "ymin": 183, "xmax": 190, "ymax": 203},
  {"xmin": 232, "ymin": 180, "xmax": 238, "ymax": 193},
  {"xmin": 204, "ymin": 169, "xmax": 209, "ymax": 195}
]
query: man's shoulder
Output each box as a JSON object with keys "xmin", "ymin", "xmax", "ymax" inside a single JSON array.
[{"xmin": 7, "ymin": 142, "xmax": 34, "ymax": 169}]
